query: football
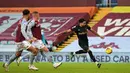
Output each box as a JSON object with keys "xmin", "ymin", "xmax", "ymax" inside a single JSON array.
[{"xmin": 105, "ymin": 47, "xmax": 113, "ymax": 54}]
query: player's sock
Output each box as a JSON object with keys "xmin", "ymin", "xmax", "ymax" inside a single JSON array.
[
  {"xmin": 88, "ymin": 50, "xmax": 97, "ymax": 62},
  {"xmin": 95, "ymin": 62, "xmax": 99, "ymax": 65},
  {"xmin": 40, "ymin": 50, "xmax": 45, "ymax": 57},
  {"xmin": 6, "ymin": 54, "xmax": 18, "ymax": 66},
  {"xmin": 29, "ymin": 53, "xmax": 35, "ymax": 65},
  {"xmin": 21, "ymin": 52, "xmax": 31, "ymax": 59},
  {"xmin": 44, "ymin": 52, "xmax": 54, "ymax": 64}
]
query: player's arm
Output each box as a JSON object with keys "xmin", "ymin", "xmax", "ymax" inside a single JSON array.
[
  {"xmin": 87, "ymin": 25, "xmax": 104, "ymax": 39},
  {"xmin": 27, "ymin": 21, "xmax": 35, "ymax": 38},
  {"xmin": 55, "ymin": 26, "xmax": 77, "ymax": 36},
  {"xmin": 90, "ymin": 29, "xmax": 104, "ymax": 39},
  {"xmin": 11, "ymin": 26, "xmax": 18, "ymax": 37},
  {"xmin": 14, "ymin": 26, "xmax": 18, "ymax": 32},
  {"xmin": 27, "ymin": 21, "xmax": 37, "ymax": 41},
  {"xmin": 55, "ymin": 29, "xmax": 72, "ymax": 36},
  {"xmin": 21, "ymin": 23, "xmax": 30, "ymax": 40}
]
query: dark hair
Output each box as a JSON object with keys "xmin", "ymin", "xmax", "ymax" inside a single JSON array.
[
  {"xmin": 22, "ymin": 9, "xmax": 30, "ymax": 15},
  {"xmin": 32, "ymin": 11, "xmax": 39, "ymax": 14},
  {"xmin": 79, "ymin": 18, "xmax": 86, "ymax": 23}
]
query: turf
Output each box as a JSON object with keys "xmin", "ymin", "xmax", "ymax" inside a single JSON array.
[{"xmin": 0, "ymin": 62, "xmax": 130, "ymax": 73}]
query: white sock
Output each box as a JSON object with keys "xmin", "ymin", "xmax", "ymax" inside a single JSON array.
[
  {"xmin": 95, "ymin": 62, "xmax": 98, "ymax": 65},
  {"xmin": 44, "ymin": 52, "xmax": 54, "ymax": 64},
  {"xmin": 21, "ymin": 52, "xmax": 31, "ymax": 59}
]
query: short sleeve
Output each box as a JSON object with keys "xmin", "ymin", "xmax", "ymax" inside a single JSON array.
[
  {"xmin": 86, "ymin": 25, "xmax": 91, "ymax": 30},
  {"xmin": 71, "ymin": 26, "xmax": 77, "ymax": 32}
]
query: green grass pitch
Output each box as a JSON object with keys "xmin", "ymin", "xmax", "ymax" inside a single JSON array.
[{"xmin": 0, "ymin": 62, "xmax": 130, "ymax": 73}]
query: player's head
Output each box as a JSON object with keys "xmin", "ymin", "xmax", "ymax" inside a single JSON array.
[
  {"xmin": 32, "ymin": 11, "xmax": 39, "ymax": 20},
  {"xmin": 79, "ymin": 18, "xmax": 86, "ymax": 26},
  {"xmin": 22, "ymin": 9, "xmax": 30, "ymax": 19}
]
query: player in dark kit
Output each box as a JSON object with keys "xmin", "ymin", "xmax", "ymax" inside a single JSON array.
[{"xmin": 55, "ymin": 18, "xmax": 104, "ymax": 68}]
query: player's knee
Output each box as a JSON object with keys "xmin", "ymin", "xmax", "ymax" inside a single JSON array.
[
  {"xmin": 32, "ymin": 49, "xmax": 38, "ymax": 56},
  {"xmin": 84, "ymin": 50, "xmax": 87, "ymax": 53},
  {"xmin": 84, "ymin": 48, "xmax": 89, "ymax": 52},
  {"xmin": 86, "ymin": 48, "xmax": 90, "ymax": 52},
  {"xmin": 15, "ymin": 52, "xmax": 22, "ymax": 57},
  {"xmin": 22, "ymin": 41, "xmax": 31, "ymax": 49},
  {"xmin": 88, "ymin": 50, "xmax": 92, "ymax": 53},
  {"xmin": 43, "ymin": 47, "xmax": 49, "ymax": 52},
  {"xmin": 28, "ymin": 46, "xmax": 38, "ymax": 56}
]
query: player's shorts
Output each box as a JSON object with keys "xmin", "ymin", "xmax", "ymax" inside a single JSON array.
[
  {"xmin": 16, "ymin": 43, "xmax": 24, "ymax": 52},
  {"xmin": 32, "ymin": 40, "xmax": 45, "ymax": 49},
  {"xmin": 79, "ymin": 41, "xmax": 89, "ymax": 51},
  {"xmin": 16, "ymin": 41, "xmax": 32, "ymax": 51}
]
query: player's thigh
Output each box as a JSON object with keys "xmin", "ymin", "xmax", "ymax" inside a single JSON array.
[
  {"xmin": 15, "ymin": 43, "xmax": 23, "ymax": 56},
  {"xmin": 22, "ymin": 41, "xmax": 32, "ymax": 49},
  {"xmin": 32, "ymin": 40, "xmax": 45, "ymax": 49},
  {"xmin": 16, "ymin": 41, "xmax": 38, "ymax": 55},
  {"xmin": 27, "ymin": 46, "xmax": 38, "ymax": 55},
  {"xmin": 79, "ymin": 42, "xmax": 89, "ymax": 52},
  {"xmin": 15, "ymin": 50, "xmax": 23, "ymax": 57},
  {"xmin": 16, "ymin": 43, "xmax": 25, "ymax": 51},
  {"xmin": 32, "ymin": 40, "xmax": 49, "ymax": 52}
]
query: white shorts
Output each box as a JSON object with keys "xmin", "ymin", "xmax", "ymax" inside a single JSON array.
[
  {"xmin": 16, "ymin": 41, "xmax": 32, "ymax": 51},
  {"xmin": 32, "ymin": 40, "xmax": 45, "ymax": 49}
]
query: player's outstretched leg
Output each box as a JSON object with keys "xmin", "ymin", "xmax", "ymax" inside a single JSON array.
[
  {"xmin": 88, "ymin": 50, "xmax": 101, "ymax": 68},
  {"xmin": 3, "ymin": 51, "xmax": 22, "ymax": 71},
  {"xmin": 32, "ymin": 40, "xmax": 62, "ymax": 68},
  {"xmin": 3, "ymin": 63, "xmax": 9, "ymax": 72},
  {"xmin": 41, "ymin": 47, "xmax": 62, "ymax": 68},
  {"xmin": 28, "ymin": 53, "xmax": 38, "ymax": 71},
  {"xmin": 70, "ymin": 50, "xmax": 87, "ymax": 59},
  {"xmin": 44, "ymin": 52, "xmax": 62, "ymax": 68},
  {"xmin": 16, "ymin": 52, "xmax": 31, "ymax": 66},
  {"xmin": 70, "ymin": 49, "xmax": 101, "ymax": 68},
  {"xmin": 27, "ymin": 46, "xmax": 38, "ymax": 71}
]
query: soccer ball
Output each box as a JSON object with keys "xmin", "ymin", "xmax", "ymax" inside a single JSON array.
[
  {"xmin": 105, "ymin": 47, "xmax": 112, "ymax": 54},
  {"xmin": 52, "ymin": 46, "xmax": 57, "ymax": 51}
]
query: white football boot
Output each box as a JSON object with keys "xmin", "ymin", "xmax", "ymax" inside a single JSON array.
[
  {"xmin": 53, "ymin": 62, "xmax": 62, "ymax": 68},
  {"xmin": 3, "ymin": 63, "xmax": 9, "ymax": 72},
  {"xmin": 28, "ymin": 65, "xmax": 39, "ymax": 71}
]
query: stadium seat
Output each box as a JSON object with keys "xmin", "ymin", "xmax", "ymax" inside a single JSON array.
[{"xmin": 111, "ymin": 6, "xmax": 130, "ymax": 13}]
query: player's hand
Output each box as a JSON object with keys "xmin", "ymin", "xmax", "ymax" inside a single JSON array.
[
  {"xmin": 54, "ymin": 33, "xmax": 60, "ymax": 36},
  {"xmin": 100, "ymin": 36, "xmax": 105, "ymax": 39},
  {"xmin": 27, "ymin": 39, "xmax": 32, "ymax": 43},
  {"xmin": 11, "ymin": 32, "xmax": 16, "ymax": 37},
  {"xmin": 32, "ymin": 37, "xmax": 37, "ymax": 41}
]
